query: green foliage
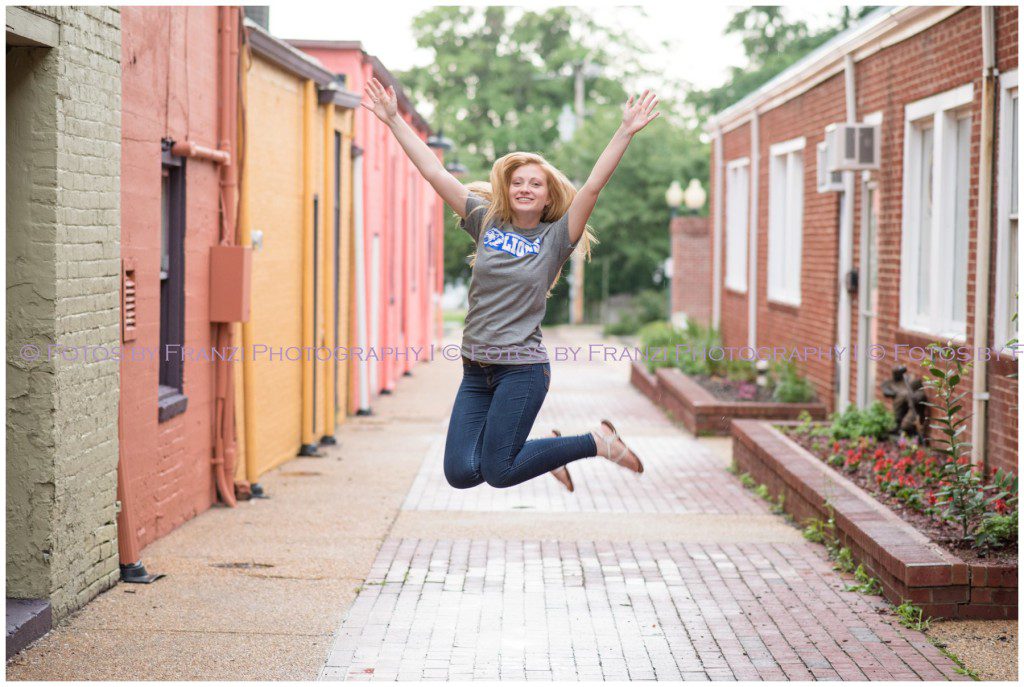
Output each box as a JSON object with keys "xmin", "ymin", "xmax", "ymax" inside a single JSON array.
[
  {"xmin": 922, "ymin": 344, "xmax": 996, "ymax": 539},
  {"xmin": 753, "ymin": 483, "xmax": 770, "ymax": 501},
  {"xmin": 895, "ymin": 601, "xmax": 931, "ymax": 631},
  {"xmin": 974, "ymin": 511, "xmax": 1018, "ymax": 550},
  {"xmin": 826, "ymin": 402, "xmax": 895, "ymax": 442},
  {"xmin": 687, "ymin": 7, "xmax": 879, "ymax": 120},
  {"xmin": 845, "ymin": 564, "xmax": 882, "ymax": 595},
  {"xmin": 738, "ymin": 472, "xmax": 756, "ymax": 489},
  {"xmin": 770, "ymin": 360, "xmax": 816, "ymax": 403},
  {"xmin": 549, "ymin": 105, "xmax": 708, "ymax": 314},
  {"xmin": 833, "ymin": 546, "xmax": 855, "ymax": 573},
  {"xmin": 637, "ymin": 320, "xmax": 690, "ymax": 372},
  {"xmin": 603, "ymin": 288, "xmax": 668, "ymax": 335}
]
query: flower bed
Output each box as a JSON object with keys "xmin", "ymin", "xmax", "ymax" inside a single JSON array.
[
  {"xmin": 784, "ymin": 414, "xmax": 1017, "ymax": 565},
  {"xmin": 629, "ymin": 360, "xmax": 827, "ymax": 435},
  {"xmin": 732, "ymin": 419, "xmax": 1017, "ymax": 619}
]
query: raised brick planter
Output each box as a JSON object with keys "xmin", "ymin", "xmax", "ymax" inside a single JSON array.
[
  {"xmin": 634, "ymin": 365, "xmax": 826, "ymax": 435},
  {"xmin": 628, "ymin": 359, "xmax": 660, "ymax": 406},
  {"xmin": 732, "ymin": 419, "xmax": 1018, "ymax": 620}
]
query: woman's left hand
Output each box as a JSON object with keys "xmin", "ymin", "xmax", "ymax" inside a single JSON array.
[{"xmin": 621, "ymin": 89, "xmax": 660, "ymax": 135}]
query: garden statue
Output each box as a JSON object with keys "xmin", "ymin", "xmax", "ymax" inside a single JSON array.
[{"xmin": 881, "ymin": 365, "xmax": 929, "ymax": 444}]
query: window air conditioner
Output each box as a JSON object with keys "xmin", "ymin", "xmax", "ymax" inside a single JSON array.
[
  {"xmin": 816, "ymin": 142, "xmax": 844, "ymax": 193},
  {"xmin": 824, "ymin": 122, "xmax": 880, "ymax": 171}
]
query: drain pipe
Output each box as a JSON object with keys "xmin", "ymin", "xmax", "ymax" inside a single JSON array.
[
  {"xmin": 971, "ymin": 6, "xmax": 997, "ymax": 469},
  {"xmin": 837, "ymin": 54, "xmax": 857, "ymax": 413},
  {"xmin": 711, "ymin": 126, "xmax": 724, "ymax": 329},
  {"xmin": 237, "ymin": 24, "xmax": 259, "ymax": 489},
  {"xmin": 211, "ymin": 5, "xmax": 240, "ymax": 506},
  {"xmin": 352, "ymin": 146, "xmax": 372, "ymax": 414},
  {"xmin": 747, "ymin": 111, "xmax": 759, "ymax": 349}
]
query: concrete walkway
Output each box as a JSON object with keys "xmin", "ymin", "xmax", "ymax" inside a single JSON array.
[{"xmin": 7, "ymin": 326, "xmax": 966, "ymax": 680}]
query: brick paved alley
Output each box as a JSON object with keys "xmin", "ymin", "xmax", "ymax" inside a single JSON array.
[{"xmin": 319, "ymin": 326, "xmax": 967, "ymax": 682}]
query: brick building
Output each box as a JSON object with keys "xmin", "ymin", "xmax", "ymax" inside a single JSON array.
[
  {"xmin": 705, "ymin": 6, "xmax": 1018, "ymax": 472},
  {"xmin": 6, "ymin": 6, "xmax": 122, "ymax": 632}
]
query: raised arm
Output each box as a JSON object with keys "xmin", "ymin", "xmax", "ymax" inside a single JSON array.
[
  {"xmin": 566, "ymin": 89, "xmax": 661, "ymax": 243},
  {"xmin": 361, "ymin": 77, "xmax": 471, "ymax": 217}
]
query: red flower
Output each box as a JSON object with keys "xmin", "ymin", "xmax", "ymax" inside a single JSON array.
[
  {"xmin": 927, "ymin": 492, "xmax": 937, "ymax": 505},
  {"xmin": 833, "ymin": 442, "xmax": 841, "ymax": 453},
  {"xmin": 994, "ymin": 499, "xmax": 1009, "ymax": 514}
]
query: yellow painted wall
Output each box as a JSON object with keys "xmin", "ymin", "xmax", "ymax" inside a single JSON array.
[
  {"xmin": 242, "ymin": 55, "xmax": 358, "ymax": 477},
  {"xmin": 247, "ymin": 56, "xmax": 305, "ymax": 475}
]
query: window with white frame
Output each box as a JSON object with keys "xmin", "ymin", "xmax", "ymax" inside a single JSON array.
[
  {"xmin": 725, "ymin": 158, "xmax": 750, "ymax": 292},
  {"xmin": 900, "ymin": 84, "xmax": 974, "ymax": 339},
  {"xmin": 767, "ymin": 137, "xmax": 805, "ymax": 305},
  {"xmin": 996, "ymin": 70, "xmax": 1019, "ymax": 351}
]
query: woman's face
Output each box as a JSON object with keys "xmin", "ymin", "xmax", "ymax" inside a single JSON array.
[{"xmin": 508, "ymin": 164, "xmax": 550, "ymax": 216}]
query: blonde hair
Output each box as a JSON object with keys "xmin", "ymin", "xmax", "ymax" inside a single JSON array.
[{"xmin": 459, "ymin": 152, "xmax": 599, "ymax": 298}]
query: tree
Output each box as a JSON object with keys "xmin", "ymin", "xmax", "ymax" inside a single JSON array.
[
  {"xmin": 396, "ymin": 6, "xmax": 647, "ymax": 285},
  {"xmin": 545, "ymin": 103, "xmax": 707, "ymax": 322},
  {"xmin": 688, "ymin": 6, "xmax": 878, "ymax": 121}
]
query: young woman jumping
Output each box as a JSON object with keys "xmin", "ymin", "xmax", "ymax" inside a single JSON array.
[{"xmin": 362, "ymin": 77, "xmax": 661, "ymax": 492}]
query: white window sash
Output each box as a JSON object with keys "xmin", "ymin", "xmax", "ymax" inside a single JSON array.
[
  {"xmin": 900, "ymin": 84, "xmax": 975, "ymax": 340},
  {"xmin": 995, "ymin": 70, "xmax": 1019, "ymax": 351},
  {"xmin": 725, "ymin": 158, "xmax": 750, "ymax": 292},
  {"xmin": 768, "ymin": 139, "xmax": 804, "ymax": 306}
]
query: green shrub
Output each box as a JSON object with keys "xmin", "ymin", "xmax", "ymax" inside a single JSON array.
[
  {"xmin": 603, "ymin": 314, "xmax": 641, "ymax": 336},
  {"xmin": 634, "ymin": 288, "xmax": 669, "ymax": 324},
  {"xmin": 974, "ymin": 511, "xmax": 1018, "ymax": 549},
  {"xmin": 637, "ymin": 321, "xmax": 688, "ymax": 372},
  {"xmin": 827, "ymin": 401, "xmax": 895, "ymax": 442},
  {"xmin": 771, "ymin": 360, "xmax": 816, "ymax": 403}
]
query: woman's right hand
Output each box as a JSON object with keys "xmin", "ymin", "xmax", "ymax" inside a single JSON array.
[{"xmin": 361, "ymin": 77, "xmax": 398, "ymax": 123}]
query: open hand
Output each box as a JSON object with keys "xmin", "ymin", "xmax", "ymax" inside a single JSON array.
[
  {"xmin": 621, "ymin": 89, "xmax": 660, "ymax": 135},
  {"xmin": 361, "ymin": 77, "xmax": 398, "ymax": 122}
]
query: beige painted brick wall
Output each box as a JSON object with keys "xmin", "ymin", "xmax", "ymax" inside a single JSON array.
[{"xmin": 6, "ymin": 6, "xmax": 122, "ymax": 620}]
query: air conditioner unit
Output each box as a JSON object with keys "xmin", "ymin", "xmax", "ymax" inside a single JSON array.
[
  {"xmin": 825, "ymin": 122, "xmax": 880, "ymax": 171},
  {"xmin": 816, "ymin": 142, "xmax": 844, "ymax": 193}
]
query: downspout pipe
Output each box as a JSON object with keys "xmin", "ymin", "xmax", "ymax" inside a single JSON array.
[
  {"xmin": 747, "ymin": 111, "xmax": 759, "ymax": 349},
  {"xmin": 711, "ymin": 126, "xmax": 723, "ymax": 329},
  {"xmin": 322, "ymin": 101, "xmax": 337, "ymax": 442},
  {"xmin": 972, "ymin": 6, "xmax": 997, "ymax": 469},
  {"xmin": 238, "ymin": 24, "xmax": 259, "ymax": 487},
  {"xmin": 299, "ymin": 79, "xmax": 319, "ymax": 456},
  {"xmin": 837, "ymin": 54, "xmax": 857, "ymax": 413},
  {"xmin": 352, "ymin": 146, "xmax": 372, "ymax": 414},
  {"xmin": 209, "ymin": 5, "xmax": 239, "ymax": 507}
]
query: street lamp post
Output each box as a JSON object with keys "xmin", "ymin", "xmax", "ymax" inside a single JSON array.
[
  {"xmin": 665, "ymin": 180, "xmax": 684, "ymax": 218},
  {"xmin": 683, "ymin": 178, "xmax": 706, "ymax": 215}
]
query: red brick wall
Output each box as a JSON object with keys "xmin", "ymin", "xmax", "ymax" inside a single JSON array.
[
  {"xmin": 120, "ymin": 7, "xmax": 222, "ymax": 549},
  {"xmin": 670, "ymin": 216, "xmax": 711, "ymax": 326},
  {"xmin": 718, "ymin": 121, "xmax": 751, "ymax": 347},
  {"xmin": 711, "ymin": 7, "xmax": 1018, "ymax": 472}
]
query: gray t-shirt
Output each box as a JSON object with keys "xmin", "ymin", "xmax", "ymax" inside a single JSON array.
[{"xmin": 458, "ymin": 191, "xmax": 582, "ymax": 364}]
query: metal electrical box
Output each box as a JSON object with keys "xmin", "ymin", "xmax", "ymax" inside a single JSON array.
[{"xmin": 209, "ymin": 245, "xmax": 252, "ymax": 323}]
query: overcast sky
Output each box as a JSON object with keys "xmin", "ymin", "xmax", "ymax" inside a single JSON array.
[{"xmin": 272, "ymin": 1, "xmax": 840, "ymax": 110}]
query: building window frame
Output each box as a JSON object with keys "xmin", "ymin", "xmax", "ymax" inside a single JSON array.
[
  {"xmin": 767, "ymin": 136, "xmax": 805, "ymax": 306},
  {"xmin": 725, "ymin": 157, "xmax": 750, "ymax": 293},
  {"xmin": 158, "ymin": 141, "xmax": 188, "ymax": 422},
  {"xmin": 995, "ymin": 70, "xmax": 1019, "ymax": 352},
  {"xmin": 899, "ymin": 83, "xmax": 975, "ymax": 340}
]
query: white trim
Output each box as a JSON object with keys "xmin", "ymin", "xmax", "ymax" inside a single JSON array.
[
  {"xmin": 767, "ymin": 137, "xmax": 804, "ymax": 306},
  {"xmin": 748, "ymin": 112, "xmax": 760, "ymax": 348},
  {"xmin": 724, "ymin": 158, "xmax": 750, "ymax": 293},
  {"xmin": 995, "ymin": 69, "xmax": 1019, "ymax": 351},
  {"xmin": 905, "ymin": 83, "xmax": 974, "ymax": 123},
  {"xmin": 769, "ymin": 136, "xmax": 806, "ymax": 157},
  {"xmin": 712, "ymin": 129, "xmax": 724, "ymax": 327},
  {"xmin": 899, "ymin": 84, "xmax": 974, "ymax": 341}
]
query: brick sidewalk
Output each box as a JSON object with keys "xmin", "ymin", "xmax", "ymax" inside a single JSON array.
[{"xmin": 319, "ymin": 327, "xmax": 967, "ymax": 681}]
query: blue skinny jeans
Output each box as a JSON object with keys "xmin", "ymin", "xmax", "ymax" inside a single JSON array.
[{"xmin": 444, "ymin": 357, "xmax": 599, "ymax": 489}]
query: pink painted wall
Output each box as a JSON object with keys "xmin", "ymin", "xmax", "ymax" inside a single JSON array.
[
  {"xmin": 296, "ymin": 45, "xmax": 443, "ymax": 412},
  {"xmin": 120, "ymin": 6, "xmax": 223, "ymax": 550}
]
